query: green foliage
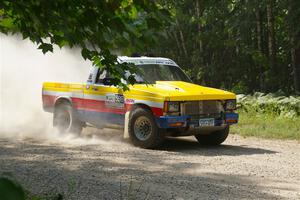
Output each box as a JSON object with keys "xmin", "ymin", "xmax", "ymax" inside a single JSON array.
[
  {"xmin": 231, "ymin": 81, "xmax": 249, "ymax": 95},
  {"xmin": 0, "ymin": 176, "xmax": 150, "ymax": 200},
  {"xmin": 231, "ymin": 111, "xmax": 300, "ymax": 140},
  {"xmin": 1, "ymin": 0, "xmax": 300, "ymax": 93},
  {"xmin": 0, "ymin": 177, "xmax": 25, "ymax": 200},
  {"xmin": 233, "ymin": 92, "xmax": 300, "ymax": 140},
  {"xmin": 183, "ymin": 68, "xmax": 204, "ymax": 84},
  {"xmin": 154, "ymin": 0, "xmax": 300, "ymax": 95},
  {"xmin": 0, "ymin": 0, "xmax": 170, "ymax": 90},
  {"xmin": 237, "ymin": 92, "xmax": 300, "ymax": 118}
]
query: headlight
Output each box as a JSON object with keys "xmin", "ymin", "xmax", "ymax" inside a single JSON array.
[
  {"xmin": 226, "ymin": 100, "xmax": 236, "ymax": 110},
  {"xmin": 167, "ymin": 102, "xmax": 180, "ymax": 112}
]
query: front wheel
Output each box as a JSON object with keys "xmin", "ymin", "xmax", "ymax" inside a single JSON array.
[
  {"xmin": 128, "ymin": 107, "xmax": 164, "ymax": 149},
  {"xmin": 195, "ymin": 125, "xmax": 229, "ymax": 145},
  {"xmin": 53, "ymin": 103, "xmax": 83, "ymax": 135}
]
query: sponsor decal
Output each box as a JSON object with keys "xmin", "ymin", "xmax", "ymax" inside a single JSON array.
[
  {"xmin": 105, "ymin": 93, "xmax": 124, "ymax": 108},
  {"xmin": 125, "ymin": 99, "xmax": 135, "ymax": 104}
]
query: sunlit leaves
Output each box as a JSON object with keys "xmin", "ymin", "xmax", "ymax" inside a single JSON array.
[
  {"xmin": 237, "ymin": 93, "xmax": 300, "ymax": 118},
  {"xmin": 0, "ymin": 0, "xmax": 170, "ymax": 90}
]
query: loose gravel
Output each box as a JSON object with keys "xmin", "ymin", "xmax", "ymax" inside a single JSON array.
[{"xmin": 0, "ymin": 129, "xmax": 299, "ymax": 200}]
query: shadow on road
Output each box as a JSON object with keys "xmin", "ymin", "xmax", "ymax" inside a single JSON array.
[
  {"xmin": 82, "ymin": 128, "xmax": 278, "ymax": 156},
  {"xmin": 0, "ymin": 137, "xmax": 287, "ymax": 200},
  {"xmin": 158, "ymin": 137, "xmax": 277, "ymax": 156},
  {"xmin": 0, "ymin": 130, "xmax": 283, "ymax": 200}
]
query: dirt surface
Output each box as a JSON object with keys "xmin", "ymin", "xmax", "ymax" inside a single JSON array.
[{"xmin": 0, "ymin": 129, "xmax": 299, "ymax": 200}]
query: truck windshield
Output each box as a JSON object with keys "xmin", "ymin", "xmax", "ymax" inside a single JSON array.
[{"xmin": 129, "ymin": 64, "xmax": 191, "ymax": 84}]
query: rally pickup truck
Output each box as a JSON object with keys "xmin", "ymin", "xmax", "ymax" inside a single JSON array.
[{"xmin": 42, "ymin": 56, "xmax": 238, "ymax": 148}]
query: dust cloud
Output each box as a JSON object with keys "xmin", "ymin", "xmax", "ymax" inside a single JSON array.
[{"xmin": 0, "ymin": 34, "xmax": 121, "ymax": 145}]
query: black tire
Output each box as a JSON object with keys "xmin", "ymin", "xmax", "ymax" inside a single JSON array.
[
  {"xmin": 53, "ymin": 103, "xmax": 83, "ymax": 135},
  {"xmin": 195, "ymin": 125, "xmax": 229, "ymax": 145},
  {"xmin": 128, "ymin": 107, "xmax": 164, "ymax": 149}
]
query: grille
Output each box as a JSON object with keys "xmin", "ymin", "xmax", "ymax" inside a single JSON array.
[{"xmin": 180, "ymin": 100, "xmax": 224, "ymax": 116}]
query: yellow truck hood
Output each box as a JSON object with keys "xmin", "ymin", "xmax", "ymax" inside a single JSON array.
[{"xmin": 130, "ymin": 81, "xmax": 236, "ymax": 101}]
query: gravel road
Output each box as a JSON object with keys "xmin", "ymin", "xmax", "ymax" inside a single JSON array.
[{"xmin": 0, "ymin": 129, "xmax": 299, "ymax": 200}]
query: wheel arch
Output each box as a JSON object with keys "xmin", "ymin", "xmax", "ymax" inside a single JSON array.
[
  {"xmin": 54, "ymin": 96, "xmax": 73, "ymax": 108},
  {"xmin": 131, "ymin": 103, "xmax": 153, "ymax": 114},
  {"xmin": 53, "ymin": 96, "xmax": 84, "ymax": 135}
]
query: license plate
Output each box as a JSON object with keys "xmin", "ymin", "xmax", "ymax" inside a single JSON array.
[{"xmin": 199, "ymin": 118, "xmax": 215, "ymax": 127}]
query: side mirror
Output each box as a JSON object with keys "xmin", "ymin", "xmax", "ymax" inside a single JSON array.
[{"xmin": 103, "ymin": 77, "xmax": 113, "ymax": 85}]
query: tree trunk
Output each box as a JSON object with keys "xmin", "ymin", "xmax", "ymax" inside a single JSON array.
[
  {"xmin": 291, "ymin": 37, "xmax": 300, "ymax": 94},
  {"xmin": 195, "ymin": 0, "xmax": 204, "ymax": 73},
  {"xmin": 288, "ymin": 0, "xmax": 300, "ymax": 94},
  {"xmin": 256, "ymin": 8, "xmax": 264, "ymax": 91},
  {"xmin": 172, "ymin": 31, "xmax": 182, "ymax": 56},
  {"xmin": 176, "ymin": 19, "xmax": 188, "ymax": 58},
  {"xmin": 195, "ymin": 0, "xmax": 203, "ymax": 53},
  {"xmin": 267, "ymin": 0, "xmax": 276, "ymax": 90}
]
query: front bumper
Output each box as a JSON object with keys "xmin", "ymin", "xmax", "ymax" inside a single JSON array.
[{"xmin": 156, "ymin": 113, "xmax": 238, "ymax": 129}]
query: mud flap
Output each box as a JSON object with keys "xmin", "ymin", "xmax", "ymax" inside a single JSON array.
[{"xmin": 124, "ymin": 111, "xmax": 130, "ymax": 138}]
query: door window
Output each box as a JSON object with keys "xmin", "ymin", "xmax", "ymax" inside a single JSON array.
[{"xmin": 95, "ymin": 69, "xmax": 107, "ymax": 84}]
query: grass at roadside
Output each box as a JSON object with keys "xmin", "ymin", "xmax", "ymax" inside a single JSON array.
[{"xmin": 231, "ymin": 111, "xmax": 300, "ymax": 140}]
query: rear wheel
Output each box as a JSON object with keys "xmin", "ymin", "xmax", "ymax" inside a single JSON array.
[
  {"xmin": 195, "ymin": 125, "xmax": 229, "ymax": 145},
  {"xmin": 53, "ymin": 103, "xmax": 83, "ymax": 135},
  {"xmin": 128, "ymin": 107, "xmax": 164, "ymax": 149}
]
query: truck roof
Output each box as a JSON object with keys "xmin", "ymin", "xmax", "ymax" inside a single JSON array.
[{"xmin": 117, "ymin": 56, "xmax": 178, "ymax": 66}]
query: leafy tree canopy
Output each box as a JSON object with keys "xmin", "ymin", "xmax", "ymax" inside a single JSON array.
[
  {"xmin": 154, "ymin": 0, "xmax": 300, "ymax": 95},
  {"xmin": 0, "ymin": 0, "xmax": 170, "ymax": 89}
]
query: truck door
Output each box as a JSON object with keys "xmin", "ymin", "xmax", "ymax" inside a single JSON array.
[{"xmin": 83, "ymin": 67, "xmax": 126, "ymax": 128}]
